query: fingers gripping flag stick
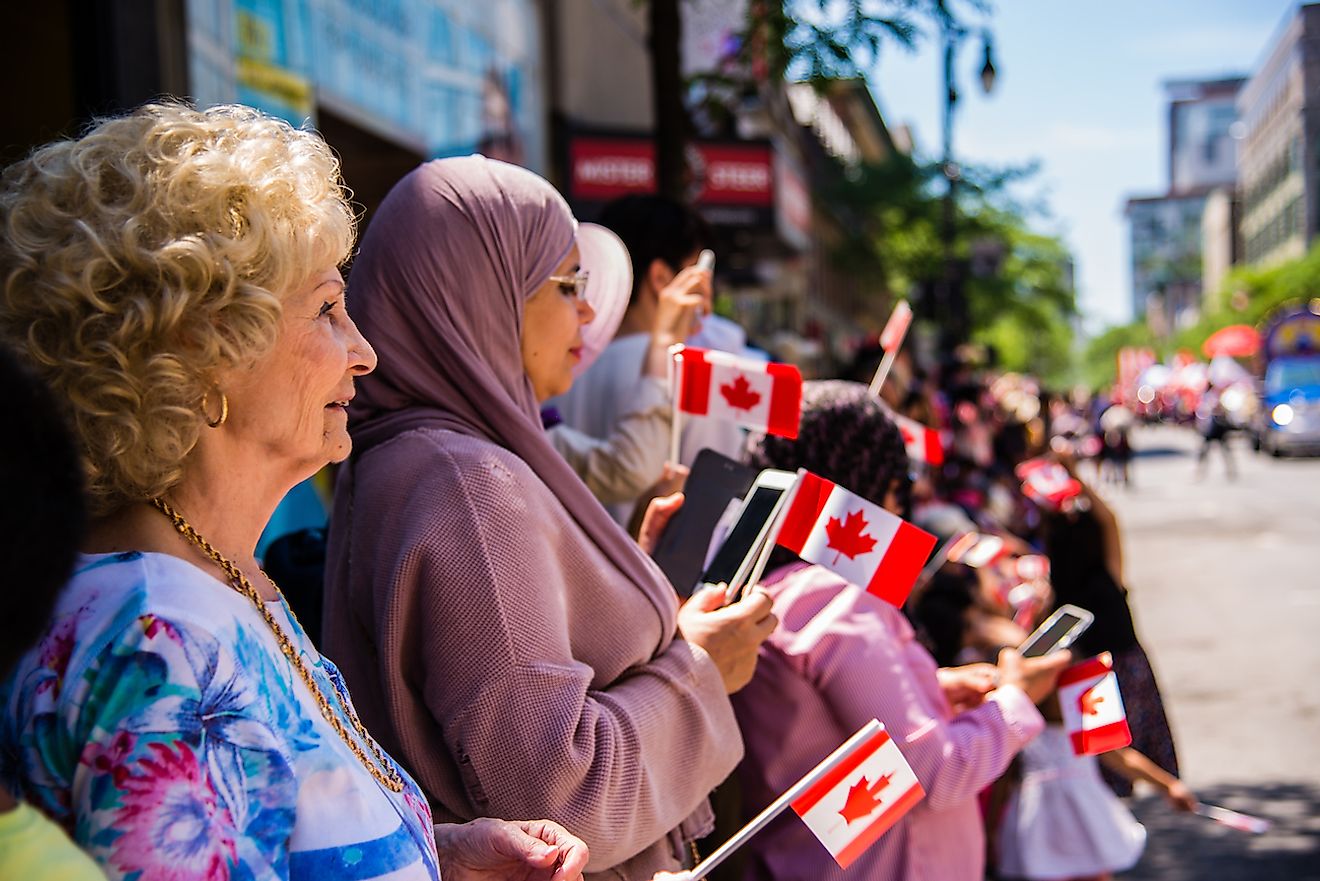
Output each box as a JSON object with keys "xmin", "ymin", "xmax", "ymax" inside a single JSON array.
[
  {"xmin": 775, "ymin": 470, "xmax": 937, "ymax": 608},
  {"xmin": 1058, "ymin": 653, "xmax": 1133, "ymax": 756},
  {"xmin": 868, "ymin": 300, "xmax": 912, "ymax": 398},
  {"xmin": 673, "ymin": 346, "xmax": 803, "ymax": 437},
  {"xmin": 683, "ymin": 720, "xmax": 923, "ymax": 880}
]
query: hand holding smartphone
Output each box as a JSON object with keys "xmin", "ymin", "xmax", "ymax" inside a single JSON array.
[{"xmin": 1017, "ymin": 604, "xmax": 1093, "ymax": 658}]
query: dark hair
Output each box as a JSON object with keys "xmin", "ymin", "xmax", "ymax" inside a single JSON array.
[
  {"xmin": 745, "ymin": 380, "xmax": 913, "ymax": 517},
  {"xmin": 910, "ymin": 568, "xmax": 977, "ymax": 667},
  {"xmin": 0, "ymin": 345, "xmax": 86, "ymax": 675},
  {"xmin": 597, "ymin": 195, "xmax": 712, "ymax": 304}
]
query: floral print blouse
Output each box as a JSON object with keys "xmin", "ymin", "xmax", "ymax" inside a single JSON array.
[{"xmin": 1, "ymin": 552, "xmax": 440, "ymax": 881}]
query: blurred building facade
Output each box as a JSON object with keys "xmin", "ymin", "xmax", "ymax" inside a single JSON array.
[
  {"xmin": 1124, "ymin": 75, "xmax": 1244, "ymax": 331},
  {"xmin": 1237, "ymin": 2, "xmax": 1320, "ymax": 269},
  {"xmin": 3, "ymin": 0, "xmax": 902, "ymax": 370}
]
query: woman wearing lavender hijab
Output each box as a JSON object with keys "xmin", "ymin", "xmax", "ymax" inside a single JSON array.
[{"xmin": 322, "ymin": 155, "xmax": 775, "ymax": 881}]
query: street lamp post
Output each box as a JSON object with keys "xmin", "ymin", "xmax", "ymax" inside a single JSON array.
[{"xmin": 934, "ymin": 3, "xmax": 996, "ymax": 355}]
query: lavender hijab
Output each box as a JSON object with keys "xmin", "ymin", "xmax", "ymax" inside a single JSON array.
[{"xmin": 346, "ymin": 155, "xmax": 677, "ymax": 631}]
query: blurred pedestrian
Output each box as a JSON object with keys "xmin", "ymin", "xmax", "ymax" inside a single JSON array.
[
  {"xmin": 1044, "ymin": 453, "xmax": 1180, "ymax": 794},
  {"xmin": 0, "ymin": 104, "xmax": 588, "ymax": 881},
  {"xmin": 1195, "ymin": 384, "xmax": 1236, "ymax": 480},
  {"xmin": 323, "ymin": 156, "xmax": 774, "ymax": 880}
]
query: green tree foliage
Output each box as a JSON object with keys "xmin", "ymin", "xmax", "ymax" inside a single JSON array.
[{"xmin": 823, "ymin": 151, "xmax": 1078, "ymax": 383}]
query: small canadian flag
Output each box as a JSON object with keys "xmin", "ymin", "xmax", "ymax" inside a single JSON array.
[
  {"xmin": 790, "ymin": 719, "xmax": 925, "ymax": 868},
  {"xmin": 946, "ymin": 532, "xmax": 1008, "ymax": 569},
  {"xmin": 1015, "ymin": 458, "xmax": 1083, "ymax": 509},
  {"xmin": 673, "ymin": 347, "xmax": 802, "ymax": 438},
  {"xmin": 879, "ymin": 300, "xmax": 913, "ymax": 353},
  {"xmin": 892, "ymin": 412, "xmax": 944, "ymax": 467},
  {"xmin": 775, "ymin": 470, "xmax": 937, "ymax": 607},
  {"xmin": 1058, "ymin": 653, "xmax": 1133, "ymax": 756}
]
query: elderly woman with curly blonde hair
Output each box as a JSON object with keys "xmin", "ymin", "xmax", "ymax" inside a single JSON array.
[{"xmin": 0, "ymin": 103, "xmax": 588, "ymax": 881}]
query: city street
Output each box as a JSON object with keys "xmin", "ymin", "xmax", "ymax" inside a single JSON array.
[{"xmin": 1100, "ymin": 425, "xmax": 1320, "ymax": 879}]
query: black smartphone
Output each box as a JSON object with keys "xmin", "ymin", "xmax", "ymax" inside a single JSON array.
[
  {"xmin": 652, "ymin": 449, "xmax": 757, "ymax": 597},
  {"xmin": 700, "ymin": 469, "xmax": 796, "ymax": 593}
]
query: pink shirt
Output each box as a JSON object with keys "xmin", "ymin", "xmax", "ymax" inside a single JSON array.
[{"xmin": 731, "ymin": 564, "xmax": 1044, "ymax": 881}]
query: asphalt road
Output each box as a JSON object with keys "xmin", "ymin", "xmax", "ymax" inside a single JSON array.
[{"xmin": 1097, "ymin": 425, "xmax": 1320, "ymax": 880}]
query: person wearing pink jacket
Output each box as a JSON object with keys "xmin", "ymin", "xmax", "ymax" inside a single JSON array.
[{"xmin": 732, "ymin": 381, "xmax": 1069, "ymax": 881}]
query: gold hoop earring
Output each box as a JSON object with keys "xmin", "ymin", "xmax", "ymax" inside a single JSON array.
[{"xmin": 202, "ymin": 389, "xmax": 228, "ymax": 428}]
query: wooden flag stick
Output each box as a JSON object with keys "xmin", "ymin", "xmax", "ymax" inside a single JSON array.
[
  {"xmin": 904, "ymin": 533, "xmax": 962, "ymax": 609},
  {"xmin": 669, "ymin": 345, "xmax": 686, "ymax": 467},
  {"xmin": 683, "ymin": 720, "xmax": 885, "ymax": 881},
  {"xmin": 868, "ymin": 347, "xmax": 898, "ymax": 398}
]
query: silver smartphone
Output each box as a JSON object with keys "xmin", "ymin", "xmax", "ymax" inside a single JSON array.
[{"xmin": 1017, "ymin": 604, "xmax": 1094, "ymax": 658}]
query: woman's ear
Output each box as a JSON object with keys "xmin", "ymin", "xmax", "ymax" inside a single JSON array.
[{"xmin": 645, "ymin": 258, "xmax": 675, "ymax": 300}]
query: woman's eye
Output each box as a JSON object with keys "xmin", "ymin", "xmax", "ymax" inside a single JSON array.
[{"xmin": 319, "ymin": 300, "xmax": 337, "ymax": 318}]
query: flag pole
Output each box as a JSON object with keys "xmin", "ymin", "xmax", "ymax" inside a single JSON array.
[
  {"xmin": 669, "ymin": 345, "xmax": 685, "ymax": 468},
  {"xmin": 868, "ymin": 347, "xmax": 898, "ymax": 398},
  {"xmin": 683, "ymin": 720, "xmax": 885, "ymax": 881},
  {"xmin": 905, "ymin": 533, "xmax": 961, "ymax": 609}
]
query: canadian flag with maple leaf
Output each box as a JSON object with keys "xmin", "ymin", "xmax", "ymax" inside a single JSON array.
[
  {"xmin": 775, "ymin": 470, "xmax": 937, "ymax": 607},
  {"xmin": 1015, "ymin": 457, "xmax": 1083, "ymax": 510},
  {"xmin": 892, "ymin": 411, "xmax": 944, "ymax": 467},
  {"xmin": 1058, "ymin": 652, "xmax": 1133, "ymax": 756},
  {"xmin": 789, "ymin": 719, "xmax": 924, "ymax": 868},
  {"xmin": 946, "ymin": 532, "xmax": 1009, "ymax": 569},
  {"xmin": 673, "ymin": 346, "xmax": 802, "ymax": 438}
]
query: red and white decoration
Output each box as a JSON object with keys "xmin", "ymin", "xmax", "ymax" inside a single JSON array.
[
  {"xmin": 1058, "ymin": 653, "xmax": 1133, "ymax": 756},
  {"xmin": 893, "ymin": 412, "xmax": 944, "ymax": 467},
  {"xmin": 879, "ymin": 300, "xmax": 913, "ymax": 353},
  {"xmin": 775, "ymin": 471, "xmax": 937, "ymax": 607},
  {"xmin": 674, "ymin": 346, "xmax": 802, "ymax": 438},
  {"xmin": 946, "ymin": 532, "xmax": 1008, "ymax": 568},
  {"xmin": 1015, "ymin": 458, "xmax": 1083, "ymax": 510},
  {"xmin": 790, "ymin": 720, "xmax": 925, "ymax": 868},
  {"xmin": 1014, "ymin": 554, "xmax": 1050, "ymax": 582}
]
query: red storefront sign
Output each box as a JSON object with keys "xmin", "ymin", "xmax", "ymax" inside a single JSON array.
[{"xmin": 569, "ymin": 137, "xmax": 774, "ymax": 207}]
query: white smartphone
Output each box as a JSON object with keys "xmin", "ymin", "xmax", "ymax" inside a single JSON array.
[
  {"xmin": 1017, "ymin": 604, "xmax": 1094, "ymax": 658},
  {"xmin": 695, "ymin": 250, "xmax": 715, "ymax": 320},
  {"xmin": 699, "ymin": 468, "xmax": 795, "ymax": 601}
]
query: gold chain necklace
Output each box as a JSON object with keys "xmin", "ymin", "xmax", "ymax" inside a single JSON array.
[{"xmin": 151, "ymin": 497, "xmax": 405, "ymax": 792}]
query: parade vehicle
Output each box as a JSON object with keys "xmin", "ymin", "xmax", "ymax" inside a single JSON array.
[{"xmin": 1252, "ymin": 301, "xmax": 1320, "ymax": 456}]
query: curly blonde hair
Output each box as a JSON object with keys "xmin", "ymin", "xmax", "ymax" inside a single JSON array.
[{"xmin": 0, "ymin": 102, "xmax": 355, "ymax": 516}]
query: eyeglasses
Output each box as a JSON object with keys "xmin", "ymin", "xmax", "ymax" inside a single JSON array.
[{"xmin": 547, "ymin": 271, "xmax": 590, "ymax": 301}]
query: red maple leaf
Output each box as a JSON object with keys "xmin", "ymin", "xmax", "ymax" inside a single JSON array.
[
  {"xmin": 839, "ymin": 774, "xmax": 892, "ymax": 824},
  {"xmin": 719, "ymin": 375, "xmax": 762, "ymax": 411},
  {"xmin": 824, "ymin": 509, "xmax": 879, "ymax": 565},
  {"xmin": 1079, "ymin": 687, "xmax": 1105, "ymax": 717}
]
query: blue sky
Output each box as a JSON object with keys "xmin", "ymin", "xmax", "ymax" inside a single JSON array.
[{"xmin": 866, "ymin": 0, "xmax": 1298, "ymax": 332}]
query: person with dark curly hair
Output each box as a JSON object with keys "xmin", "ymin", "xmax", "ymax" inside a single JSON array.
[{"xmin": 730, "ymin": 381, "xmax": 1069, "ymax": 881}]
